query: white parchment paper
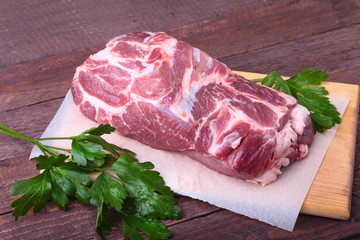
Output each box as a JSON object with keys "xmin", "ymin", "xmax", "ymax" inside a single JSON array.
[{"xmin": 30, "ymin": 90, "xmax": 349, "ymax": 231}]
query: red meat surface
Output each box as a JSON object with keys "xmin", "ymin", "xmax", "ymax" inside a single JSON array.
[{"xmin": 71, "ymin": 32, "xmax": 314, "ymax": 185}]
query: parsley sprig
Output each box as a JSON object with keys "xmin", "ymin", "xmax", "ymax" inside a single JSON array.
[
  {"xmin": 252, "ymin": 68, "xmax": 341, "ymax": 132},
  {"xmin": 0, "ymin": 123, "xmax": 181, "ymax": 240}
]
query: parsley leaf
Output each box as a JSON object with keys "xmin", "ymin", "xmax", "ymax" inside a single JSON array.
[
  {"xmin": 49, "ymin": 168, "xmax": 75, "ymax": 209},
  {"xmin": 56, "ymin": 162, "xmax": 92, "ymax": 204},
  {"xmin": 88, "ymin": 172, "xmax": 127, "ymax": 212},
  {"xmin": 10, "ymin": 154, "xmax": 93, "ymax": 215},
  {"xmin": 2, "ymin": 123, "xmax": 182, "ymax": 239},
  {"xmin": 84, "ymin": 124, "xmax": 116, "ymax": 136},
  {"xmin": 111, "ymin": 153, "xmax": 182, "ymax": 220},
  {"xmin": 256, "ymin": 68, "xmax": 341, "ymax": 132},
  {"xmin": 71, "ymin": 139, "xmax": 105, "ymax": 166},
  {"xmin": 121, "ymin": 214, "xmax": 172, "ymax": 240},
  {"xmin": 70, "ymin": 124, "xmax": 131, "ymax": 167},
  {"xmin": 262, "ymin": 71, "xmax": 291, "ymax": 95},
  {"xmin": 10, "ymin": 171, "xmax": 52, "ymax": 220}
]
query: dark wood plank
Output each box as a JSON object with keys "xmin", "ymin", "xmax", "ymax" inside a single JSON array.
[
  {"xmin": 0, "ymin": 99, "xmax": 63, "ymax": 162},
  {"xmin": 1, "ymin": 0, "xmax": 359, "ymax": 66},
  {"xmin": 1, "ymin": 166, "xmax": 359, "ymax": 240},
  {"xmin": 0, "ymin": 197, "xmax": 213, "ymax": 240},
  {"xmin": 1, "ymin": 24, "xmax": 359, "ymax": 113},
  {"xmin": 0, "ymin": 100, "xmax": 64, "ymax": 214},
  {"xmin": 327, "ymin": 65, "xmax": 360, "ymax": 85},
  {"xmin": 0, "ymin": 0, "xmax": 252, "ymax": 66},
  {"xmin": 168, "ymin": 0, "xmax": 360, "ymax": 60},
  {"xmin": 0, "ymin": 156, "xmax": 39, "ymax": 214},
  {"xmin": 0, "ymin": 47, "xmax": 97, "ymax": 112},
  {"xmin": 0, "ymin": 201, "xmax": 102, "ymax": 240},
  {"xmin": 220, "ymin": 24, "xmax": 360, "ymax": 84},
  {"xmin": 1, "ymin": 0, "xmax": 359, "ymax": 238}
]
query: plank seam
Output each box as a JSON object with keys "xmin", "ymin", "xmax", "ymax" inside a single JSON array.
[{"xmin": 218, "ymin": 23, "xmax": 360, "ymax": 60}]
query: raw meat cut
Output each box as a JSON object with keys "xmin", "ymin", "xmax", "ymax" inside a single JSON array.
[{"xmin": 71, "ymin": 32, "xmax": 314, "ymax": 185}]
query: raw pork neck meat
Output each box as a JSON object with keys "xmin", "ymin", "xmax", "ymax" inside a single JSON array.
[{"xmin": 71, "ymin": 32, "xmax": 314, "ymax": 185}]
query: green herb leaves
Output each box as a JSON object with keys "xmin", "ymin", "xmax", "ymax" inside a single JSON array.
[
  {"xmin": 254, "ymin": 68, "xmax": 341, "ymax": 132},
  {"xmin": 72, "ymin": 140, "xmax": 105, "ymax": 166},
  {"xmin": 88, "ymin": 172, "xmax": 127, "ymax": 211},
  {"xmin": 10, "ymin": 154, "xmax": 92, "ymax": 217},
  {"xmin": 111, "ymin": 153, "xmax": 181, "ymax": 220},
  {"xmin": 122, "ymin": 215, "xmax": 173, "ymax": 240},
  {"xmin": 10, "ymin": 170, "xmax": 52, "ymax": 220},
  {"xmin": 2, "ymin": 124, "xmax": 182, "ymax": 240}
]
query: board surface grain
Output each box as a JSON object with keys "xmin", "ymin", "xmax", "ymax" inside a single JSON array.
[{"xmin": 234, "ymin": 71, "xmax": 359, "ymax": 220}]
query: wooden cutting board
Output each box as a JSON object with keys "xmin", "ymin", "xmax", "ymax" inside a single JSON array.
[{"xmin": 234, "ymin": 71, "xmax": 359, "ymax": 220}]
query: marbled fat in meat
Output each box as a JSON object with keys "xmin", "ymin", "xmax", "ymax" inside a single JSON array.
[{"xmin": 71, "ymin": 32, "xmax": 314, "ymax": 185}]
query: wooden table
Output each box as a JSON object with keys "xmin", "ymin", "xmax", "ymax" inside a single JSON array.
[{"xmin": 1, "ymin": 1, "xmax": 359, "ymax": 239}]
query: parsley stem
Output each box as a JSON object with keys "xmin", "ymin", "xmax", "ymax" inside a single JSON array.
[
  {"xmin": 0, "ymin": 123, "xmax": 73, "ymax": 157},
  {"xmin": 103, "ymin": 170, "xmax": 123, "ymax": 184},
  {"xmin": 95, "ymin": 169, "xmax": 121, "ymax": 182},
  {"xmin": 45, "ymin": 145, "xmax": 72, "ymax": 153},
  {"xmin": 95, "ymin": 198, "xmax": 104, "ymax": 231},
  {"xmin": 0, "ymin": 124, "xmax": 37, "ymax": 144},
  {"xmin": 35, "ymin": 142, "xmax": 60, "ymax": 157},
  {"xmin": 37, "ymin": 137, "xmax": 72, "ymax": 141}
]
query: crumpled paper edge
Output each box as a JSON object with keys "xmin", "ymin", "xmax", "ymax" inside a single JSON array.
[{"xmin": 30, "ymin": 90, "xmax": 350, "ymax": 231}]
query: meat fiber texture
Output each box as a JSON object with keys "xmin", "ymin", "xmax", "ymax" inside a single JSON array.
[{"xmin": 71, "ymin": 32, "xmax": 314, "ymax": 185}]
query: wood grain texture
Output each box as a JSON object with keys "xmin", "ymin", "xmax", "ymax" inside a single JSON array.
[
  {"xmin": 0, "ymin": 0, "xmax": 251, "ymax": 66},
  {"xmin": 222, "ymin": 25, "xmax": 360, "ymax": 83},
  {"xmin": 169, "ymin": 0, "xmax": 360, "ymax": 60},
  {"xmin": 0, "ymin": 47, "xmax": 97, "ymax": 112},
  {"xmin": 1, "ymin": 0, "xmax": 359, "ymax": 66},
  {"xmin": 1, "ymin": 24, "xmax": 359, "ymax": 113},
  {"xmin": 301, "ymin": 82, "xmax": 359, "ymax": 219},
  {"xmin": 1, "ymin": 0, "xmax": 360, "ymax": 239}
]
